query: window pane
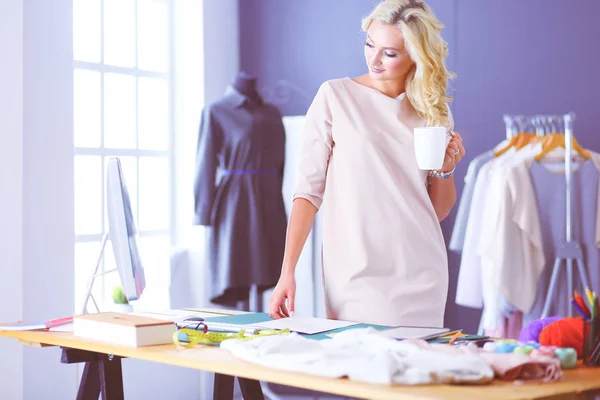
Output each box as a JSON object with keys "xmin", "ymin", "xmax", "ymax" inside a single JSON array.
[
  {"xmin": 138, "ymin": 77, "xmax": 169, "ymax": 150},
  {"xmin": 104, "ymin": 156, "xmax": 138, "ymax": 232},
  {"xmin": 104, "ymin": 0, "xmax": 136, "ymax": 68},
  {"xmin": 75, "ymin": 156, "xmax": 102, "ymax": 235},
  {"xmin": 138, "ymin": 235, "xmax": 170, "ymax": 309},
  {"xmin": 138, "ymin": 156, "xmax": 169, "ymax": 231},
  {"xmin": 73, "ymin": 0, "xmax": 101, "ymax": 63},
  {"xmin": 75, "ymin": 241, "xmax": 104, "ymax": 313},
  {"xmin": 138, "ymin": 0, "xmax": 169, "ymax": 72},
  {"xmin": 104, "ymin": 73, "xmax": 136, "ymax": 149},
  {"xmin": 103, "ymin": 239, "xmax": 124, "ymax": 310},
  {"xmin": 73, "ymin": 69, "xmax": 101, "ymax": 148}
]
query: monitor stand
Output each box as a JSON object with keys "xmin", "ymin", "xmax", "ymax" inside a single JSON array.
[{"xmin": 81, "ymin": 232, "xmax": 119, "ymax": 315}]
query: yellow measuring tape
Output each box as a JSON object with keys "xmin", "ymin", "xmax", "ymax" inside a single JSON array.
[{"xmin": 173, "ymin": 328, "xmax": 291, "ymax": 348}]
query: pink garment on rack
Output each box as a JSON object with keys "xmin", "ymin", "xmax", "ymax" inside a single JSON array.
[{"xmin": 485, "ymin": 311, "xmax": 523, "ymax": 339}]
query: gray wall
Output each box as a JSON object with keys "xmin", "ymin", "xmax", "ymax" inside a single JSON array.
[{"xmin": 239, "ymin": 0, "xmax": 600, "ymax": 333}]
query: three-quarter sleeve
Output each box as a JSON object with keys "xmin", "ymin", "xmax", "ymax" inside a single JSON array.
[
  {"xmin": 193, "ymin": 106, "xmax": 222, "ymax": 226},
  {"xmin": 293, "ymin": 82, "xmax": 334, "ymax": 210}
]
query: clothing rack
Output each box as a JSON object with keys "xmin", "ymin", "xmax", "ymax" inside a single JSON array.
[
  {"xmin": 501, "ymin": 113, "xmax": 591, "ymax": 318},
  {"xmin": 502, "ymin": 114, "xmax": 550, "ymax": 138},
  {"xmin": 539, "ymin": 113, "xmax": 591, "ymax": 318},
  {"xmin": 477, "ymin": 113, "xmax": 590, "ymax": 334},
  {"xmin": 503, "ymin": 115, "xmax": 517, "ymax": 139}
]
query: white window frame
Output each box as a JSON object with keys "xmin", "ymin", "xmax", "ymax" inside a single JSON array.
[{"xmin": 73, "ymin": 0, "xmax": 176, "ymax": 311}]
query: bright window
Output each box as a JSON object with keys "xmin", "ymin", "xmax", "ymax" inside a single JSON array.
[{"xmin": 72, "ymin": 0, "xmax": 174, "ymax": 312}]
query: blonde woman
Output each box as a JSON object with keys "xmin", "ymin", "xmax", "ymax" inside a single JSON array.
[{"xmin": 269, "ymin": 0, "xmax": 466, "ymax": 327}]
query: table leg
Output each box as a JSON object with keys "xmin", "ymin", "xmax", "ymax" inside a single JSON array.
[
  {"xmin": 61, "ymin": 348, "xmax": 125, "ymax": 400},
  {"xmin": 98, "ymin": 354, "xmax": 124, "ymax": 400},
  {"xmin": 213, "ymin": 373, "xmax": 234, "ymax": 400},
  {"xmin": 212, "ymin": 373, "xmax": 265, "ymax": 400},
  {"xmin": 76, "ymin": 361, "xmax": 100, "ymax": 400},
  {"xmin": 238, "ymin": 378, "xmax": 265, "ymax": 399}
]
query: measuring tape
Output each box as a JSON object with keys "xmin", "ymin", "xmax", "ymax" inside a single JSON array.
[{"xmin": 173, "ymin": 328, "xmax": 292, "ymax": 348}]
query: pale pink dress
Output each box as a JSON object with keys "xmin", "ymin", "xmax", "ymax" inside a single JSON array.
[{"xmin": 293, "ymin": 77, "xmax": 449, "ymax": 327}]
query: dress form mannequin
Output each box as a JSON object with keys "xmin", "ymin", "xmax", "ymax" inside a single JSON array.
[
  {"xmin": 232, "ymin": 76, "xmax": 263, "ymax": 312},
  {"xmin": 232, "ymin": 71, "xmax": 262, "ymax": 104},
  {"xmin": 232, "ymin": 71, "xmax": 264, "ymax": 312}
]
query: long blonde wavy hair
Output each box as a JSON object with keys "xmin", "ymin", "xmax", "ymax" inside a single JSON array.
[{"xmin": 362, "ymin": 0, "xmax": 455, "ymax": 129}]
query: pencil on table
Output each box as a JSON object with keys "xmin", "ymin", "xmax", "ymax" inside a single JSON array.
[
  {"xmin": 586, "ymin": 287, "xmax": 594, "ymax": 307},
  {"xmin": 448, "ymin": 330, "xmax": 462, "ymax": 345}
]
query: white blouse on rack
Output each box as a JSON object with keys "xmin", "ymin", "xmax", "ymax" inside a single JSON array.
[
  {"xmin": 479, "ymin": 151, "xmax": 600, "ymax": 323},
  {"xmin": 454, "ymin": 141, "xmax": 600, "ymax": 331}
]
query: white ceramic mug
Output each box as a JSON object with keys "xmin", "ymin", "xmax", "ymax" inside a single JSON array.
[{"xmin": 413, "ymin": 126, "xmax": 450, "ymax": 170}]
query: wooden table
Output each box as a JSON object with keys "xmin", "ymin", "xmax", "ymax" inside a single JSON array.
[{"xmin": 2, "ymin": 328, "xmax": 600, "ymax": 400}]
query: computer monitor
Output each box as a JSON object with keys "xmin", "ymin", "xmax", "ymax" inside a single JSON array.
[
  {"xmin": 106, "ymin": 157, "xmax": 146, "ymax": 301},
  {"xmin": 81, "ymin": 157, "xmax": 146, "ymax": 314}
]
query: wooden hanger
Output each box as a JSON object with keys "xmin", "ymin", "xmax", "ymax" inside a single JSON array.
[
  {"xmin": 493, "ymin": 132, "xmax": 537, "ymax": 157},
  {"xmin": 534, "ymin": 132, "xmax": 591, "ymax": 161}
]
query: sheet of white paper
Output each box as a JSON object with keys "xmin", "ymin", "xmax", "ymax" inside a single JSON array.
[
  {"xmin": 132, "ymin": 309, "xmax": 225, "ymax": 321},
  {"xmin": 181, "ymin": 307, "xmax": 250, "ymax": 316},
  {"xmin": 0, "ymin": 321, "xmax": 47, "ymax": 331},
  {"xmin": 49, "ymin": 323, "xmax": 74, "ymax": 332},
  {"xmin": 376, "ymin": 326, "xmax": 449, "ymax": 340},
  {"xmin": 256, "ymin": 317, "xmax": 358, "ymax": 334}
]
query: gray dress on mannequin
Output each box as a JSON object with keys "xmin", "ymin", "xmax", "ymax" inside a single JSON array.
[{"xmin": 193, "ymin": 85, "xmax": 287, "ymax": 307}]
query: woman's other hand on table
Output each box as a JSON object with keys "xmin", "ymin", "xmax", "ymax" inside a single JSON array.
[{"xmin": 269, "ymin": 274, "xmax": 296, "ymax": 319}]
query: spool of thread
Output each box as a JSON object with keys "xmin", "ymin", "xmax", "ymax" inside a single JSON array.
[
  {"xmin": 530, "ymin": 349, "xmax": 543, "ymax": 358},
  {"xmin": 536, "ymin": 346, "xmax": 557, "ymax": 358},
  {"xmin": 513, "ymin": 345, "xmax": 534, "ymax": 355},
  {"xmin": 524, "ymin": 341, "xmax": 541, "ymax": 349},
  {"xmin": 495, "ymin": 343, "xmax": 518, "ymax": 353},
  {"xmin": 483, "ymin": 342, "xmax": 497, "ymax": 352},
  {"xmin": 498, "ymin": 339, "xmax": 519, "ymax": 344},
  {"xmin": 554, "ymin": 348, "xmax": 578, "ymax": 369}
]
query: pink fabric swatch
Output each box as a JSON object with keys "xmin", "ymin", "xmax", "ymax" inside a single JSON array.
[
  {"xmin": 477, "ymin": 353, "xmax": 562, "ymax": 382},
  {"xmin": 405, "ymin": 340, "xmax": 563, "ymax": 383}
]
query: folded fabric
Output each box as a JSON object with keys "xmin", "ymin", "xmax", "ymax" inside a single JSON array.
[
  {"xmin": 221, "ymin": 328, "xmax": 494, "ymax": 385},
  {"xmin": 404, "ymin": 340, "xmax": 562, "ymax": 383},
  {"xmin": 519, "ymin": 316, "xmax": 563, "ymax": 343},
  {"xmin": 478, "ymin": 352, "xmax": 563, "ymax": 382}
]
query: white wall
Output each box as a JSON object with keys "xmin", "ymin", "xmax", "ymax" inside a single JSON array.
[
  {"xmin": 0, "ymin": 0, "xmax": 24, "ymax": 399},
  {"xmin": 0, "ymin": 0, "xmax": 78, "ymax": 396},
  {"xmin": 21, "ymin": 0, "xmax": 78, "ymax": 397}
]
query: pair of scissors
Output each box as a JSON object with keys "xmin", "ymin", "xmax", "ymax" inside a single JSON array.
[{"xmin": 176, "ymin": 317, "xmax": 208, "ymax": 333}]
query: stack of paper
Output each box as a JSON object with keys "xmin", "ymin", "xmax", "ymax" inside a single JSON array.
[
  {"xmin": 0, "ymin": 321, "xmax": 48, "ymax": 331},
  {"xmin": 253, "ymin": 317, "xmax": 358, "ymax": 334},
  {"xmin": 0, "ymin": 316, "xmax": 73, "ymax": 331},
  {"xmin": 376, "ymin": 326, "xmax": 450, "ymax": 340}
]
